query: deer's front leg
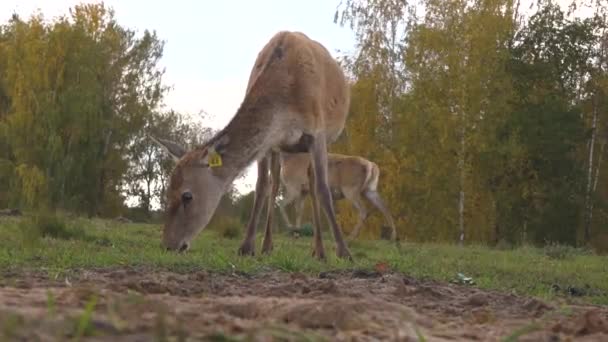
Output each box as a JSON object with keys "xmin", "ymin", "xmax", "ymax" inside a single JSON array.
[
  {"xmin": 238, "ymin": 155, "xmax": 271, "ymax": 256},
  {"xmin": 262, "ymin": 151, "xmax": 281, "ymax": 254},
  {"xmin": 309, "ymin": 134, "xmax": 352, "ymax": 261}
]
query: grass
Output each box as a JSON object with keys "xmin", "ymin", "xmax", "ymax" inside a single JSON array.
[
  {"xmin": 73, "ymin": 294, "xmax": 98, "ymax": 339},
  {"xmin": 0, "ymin": 215, "xmax": 607, "ymax": 305}
]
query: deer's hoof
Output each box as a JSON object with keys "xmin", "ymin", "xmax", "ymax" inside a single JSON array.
[
  {"xmin": 312, "ymin": 248, "xmax": 327, "ymax": 261},
  {"xmin": 261, "ymin": 241, "xmax": 273, "ymax": 255},
  {"xmin": 237, "ymin": 242, "xmax": 255, "ymax": 257},
  {"xmin": 336, "ymin": 247, "xmax": 353, "ymax": 261}
]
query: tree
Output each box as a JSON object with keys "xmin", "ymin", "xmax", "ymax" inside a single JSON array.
[
  {"xmin": 336, "ymin": 0, "xmax": 517, "ymax": 243},
  {"xmin": 0, "ymin": 4, "xmax": 167, "ymax": 216},
  {"xmin": 124, "ymin": 110, "xmax": 213, "ymax": 213}
]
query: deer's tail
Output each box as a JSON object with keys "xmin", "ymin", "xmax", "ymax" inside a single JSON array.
[{"xmin": 363, "ymin": 161, "xmax": 380, "ymax": 192}]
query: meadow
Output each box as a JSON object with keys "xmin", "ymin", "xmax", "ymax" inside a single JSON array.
[{"xmin": 0, "ymin": 214, "xmax": 606, "ymax": 340}]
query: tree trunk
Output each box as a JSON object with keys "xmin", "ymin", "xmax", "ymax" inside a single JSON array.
[
  {"xmin": 458, "ymin": 113, "xmax": 466, "ymax": 246},
  {"xmin": 144, "ymin": 148, "xmax": 154, "ymax": 215},
  {"xmin": 587, "ymin": 139, "xmax": 605, "ymax": 244},
  {"xmin": 593, "ymin": 140, "xmax": 605, "ymax": 193},
  {"xmin": 91, "ymin": 130, "xmax": 113, "ymax": 218},
  {"xmin": 584, "ymin": 103, "xmax": 598, "ymax": 243},
  {"xmin": 493, "ymin": 198, "xmax": 500, "ymax": 245}
]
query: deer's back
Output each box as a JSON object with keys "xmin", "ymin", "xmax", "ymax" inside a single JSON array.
[{"xmin": 245, "ymin": 31, "xmax": 350, "ymax": 142}]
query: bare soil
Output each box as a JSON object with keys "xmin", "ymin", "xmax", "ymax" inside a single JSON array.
[{"xmin": 1, "ymin": 267, "xmax": 607, "ymax": 341}]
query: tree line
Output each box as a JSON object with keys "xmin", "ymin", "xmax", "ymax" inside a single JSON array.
[
  {"xmin": 1, "ymin": 1, "xmax": 608, "ymax": 251},
  {"xmin": 329, "ymin": 0, "xmax": 608, "ymax": 250},
  {"xmin": 0, "ymin": 4, "xmax": 225, "ymax": 220}
]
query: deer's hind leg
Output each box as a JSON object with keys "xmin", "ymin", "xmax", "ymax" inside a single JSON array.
[
  {"xmin": 364, "ymin": 190, "xmax": 398, "ymax": 241},
  {"xmin": 262, "ymin": 151, "xmax": 281, "ymax": 254},
  {"xmin": 346, "ymin": 192, "xmax": 368, "ymax": 240}
]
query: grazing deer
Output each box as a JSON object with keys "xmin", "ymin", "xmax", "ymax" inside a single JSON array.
[
  {"xmin": 150, "ymin": 31, "xmax": 352, "ymax": 260},
  {"xmin": 277, "ymin": 152, "xmax": 397, "ymax": 241}
]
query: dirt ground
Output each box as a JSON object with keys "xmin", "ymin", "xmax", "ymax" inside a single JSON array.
[{"xmin": 0, "ymin": 267, "xmax": 607, "ymax": 341}]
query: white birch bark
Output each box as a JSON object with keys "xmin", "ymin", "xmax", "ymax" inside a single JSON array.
[{"xmin": 584, "ymin": 105, "xmax": 598, "ymax": 242}]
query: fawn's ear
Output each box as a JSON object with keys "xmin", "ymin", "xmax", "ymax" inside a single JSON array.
[{"xmin": 149, "ymin": 135, "xmax": 186, "ymax": 162}]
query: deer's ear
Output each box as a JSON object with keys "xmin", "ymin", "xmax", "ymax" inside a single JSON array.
[
  {"xmin": 149, "ymin": 135, "xmax": 186, "ymax": 162},
  {"xmin": 213, "ymin": 134, "xmax": 230, "ymax": 154}
]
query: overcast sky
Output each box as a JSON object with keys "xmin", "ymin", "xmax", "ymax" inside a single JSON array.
[{"xmin": 0, "ymin": 0, "xmax": 587, "ymax": 195}]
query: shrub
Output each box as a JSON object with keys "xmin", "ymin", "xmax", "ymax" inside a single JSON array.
[
  {"xmin": 212, "ymin": 215, "xmax": 242, "ymax": 239},
  {"xmin": 495, "ymin": 239, "xmax": 513, "ymax": 251},
  {"xmin": 19, "ymin": 211, "xmax": 87, "ymax": 246},
  {"xmin": 295, "ymin": 223, "xmax": 314, "ymax": 237},
  {"xmin": 543, "ymin": 241, "xmax": 594, "ymax": 260}
]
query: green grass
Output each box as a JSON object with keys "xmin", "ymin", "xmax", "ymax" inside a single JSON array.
[{"xmin": 0, "ymin": 215, "xmax": 607, "ymax": 305}]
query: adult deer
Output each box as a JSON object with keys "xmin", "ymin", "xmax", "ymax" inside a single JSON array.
[
  {"xmin": 278, "ymin": 152, "xmax": 397, "ymax": 241},
  {"xmin": 151, "ymin": 31, "xmax": 352, "ymax": 260}
]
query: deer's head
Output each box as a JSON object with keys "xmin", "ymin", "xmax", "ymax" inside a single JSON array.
[{"xmin": 151, "ymin": 135, "xmax": 229, "ymax": 252}]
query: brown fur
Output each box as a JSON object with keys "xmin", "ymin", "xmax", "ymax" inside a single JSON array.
[
  {"xmin": 157, "ymin": 31, "xmax": 353, "ymax": 259},
  {"xmin": 166, "ymin": 149, "xmax": 210, "ymax": 214},
  {"xmin": 278, "ymin": 152, "xmax": 397, "ymax": 241}
]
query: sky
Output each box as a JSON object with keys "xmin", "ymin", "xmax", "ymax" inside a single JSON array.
[
  {"xmin": 0, "ymin": 0, "xmax": 590, "ymax": 196},
  {"xmin": 0, "ymin": 0, "xmax": 358, "ymax": 194}
]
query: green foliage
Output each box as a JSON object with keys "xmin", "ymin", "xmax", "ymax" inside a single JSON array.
[
  {"xmin": 73, "ymin": 294, "xmax": 98, "ymax": 338},
  {"xmin": 13, "ymin": 164, "xmax": 48, "ymax": 209},
  {"xmin": 0, "ymin": 4, "xmax": 225, "ymax": 220},
  {"xmin": 3, "ymin": 0, "xmax": 608, "ymax": 252},
  {"xmin": 335, "ymin": 0, "xmax": 608, "ymax": 249},
  {"xmin": 492, "ymin": 2, "xmax": 598, "ymax": 245},
  {"xmin": 0, "ymin": 4, "xmax": 174, "ymax": 217},
  {"xmin": 543, "ymin": 241, "xmax": 595, "ymax": 260},
  {"xmin": 18, "ymin": 211, "xmax": 88, "ymax": 247},
  {"xmin": 211, "ymin": 215, "xmax": 242, "ymax": 240},
  {"xmin": 124, "ymin": 110, "xmax": 215, "ymax": 213},
  {"xmin": 234, "ymin": 191, "xmax": 255, "ymax": 224},
  {"xmin": 297, "ymin": 223, "xmax": 314, "ymax": 237}
]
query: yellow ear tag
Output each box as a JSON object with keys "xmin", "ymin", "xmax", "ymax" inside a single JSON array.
[{"xmin": 207, "ymin": 149, "xmax": 222, "ymax": 168}]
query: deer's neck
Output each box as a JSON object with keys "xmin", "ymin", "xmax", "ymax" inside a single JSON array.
[{"xmin": 207, "ymin": 96, "xmax": 279, "ymax": 185}]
